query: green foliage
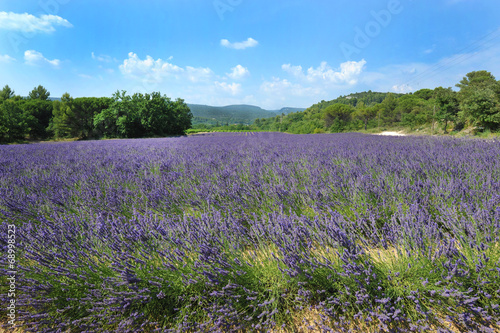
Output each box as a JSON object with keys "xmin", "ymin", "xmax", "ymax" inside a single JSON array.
[
  {"xmin": 0, "ymin": 100, "xmax": 31, "ymax": 142},
  {"xmin": 456, "ymin": 71, "xmax": 500, "ymax": 131},
  {"xmin": 0, "ymin": 85, "xmax": 15, "ymax": 101},
  {"xmin": 378, "ymin": 93, "xmax": 399, "ymax": 124},
  {"xmin": 323, "ymin": 104, "xmax": 353, "ymax": 132},
  {"xmin": 71, "ymin": 97, "xmax": 114, "ymax": 138},
  {"xmin": 434, "ymin": 87, "xmax": 460, "ymax": 133},
  {"xmin": 28, "ymin": 85, "xmax": 50, "ymax": 101},
  {"xmin": 250, "ymin": 71, "xmax": 500, "ymax": 135},
  {"xmin": 50, "ymin": 93, "xmax": 75, "ymax": 138},
  {"xmin": 94, "ymin": 91, "xmax": 192, "ymax": 139},
  {"xmin": 413, "ymin": 88, "xmax": 434, "ymax": 100},
  {"xmin": 353, "ymin": 102, "xmax": 374, "ymax": 130},
  {"xmin": 21, "ymin": 99, "xmax": 54, "ymax": 139},
  {"xmin": 401, "ymin": 105, "xmax": 430, "ymax": 130},
  {"xmin": 460, "ymin": 89, "xmax": 500, "ymax": 131},
  {"xmin": 456, "ymin": 70, "xmax": 497, "ymax": 91}
]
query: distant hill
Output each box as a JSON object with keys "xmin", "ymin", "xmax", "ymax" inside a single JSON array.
[{"xmin": 188, "ymin": 104, "xmax": 305, "ymax": 126}]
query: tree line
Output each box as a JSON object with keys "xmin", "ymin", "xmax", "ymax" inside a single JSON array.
[
  {"xmin": 252, "ymin": 71, "xmax": 500, "ymax": 135},
  {"xmin": 0, "ymin": 86, "xmax": 193, "ymax": 143}
]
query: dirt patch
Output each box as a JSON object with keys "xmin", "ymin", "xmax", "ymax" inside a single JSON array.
[{"xmin": 377, "ymin": 131, "xmax": 406, "ymax": 136}]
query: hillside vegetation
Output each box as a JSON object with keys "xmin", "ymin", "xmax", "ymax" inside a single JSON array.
[{"xmin": 251, "ymin": 70, "xmax": 500, "ymax": 136}]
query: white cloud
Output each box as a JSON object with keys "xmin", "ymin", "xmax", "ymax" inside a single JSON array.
[
  {"xmin": 261, "ymin": 77, "xmax": 317, "ymax": 96},
  {"xmin": 227, "ymin": 65, "xmax": 249, "ymax": 80},
  {"xmin": 24, "ymin": 50, "xmax": 60, "ymax": 68},
  {"xmin": 214, "ymin": 81, "xmax": 241, "ymax": 95},
  {"xmin": 119, "ymin": 52, "xmax": 214, "ymax": 84},
  {"xmin": 282, "ymin": 64, "xmax": 303, "ymax": 77},
  {"xmin": 0, "ymin": 12, "xmax": 72, "ymax": 33},
  {"xmin": 259, "ymin": 60, "xmax": 368, "ymax": 109},
  {"xmin": 283, "ymin": 60, "xmax": 366, "ymax": 85},
  {"xmin": 392, "ymin": 84, "xmax": 413, "ymax": 93},
  {"xmin": 119, "ymin": 52, "xmax": 183, "ymax": 79},
  {"xmin": 0, "ymin": 54, "xmax": 15, "ymax": 63},
  {"xmin": 259, "ymin": 77, "xmax": 319, "ymax": 109},
  {"xmin": 186, "ymin": 66, "xmax": 213, "ymax": 82},
  {"xmin": 91, "ymin": 52, "xmax": 116, "ymax": 63},
  {"xmin": 220, "ymin": 38, "xmax": 259, "ymax": 50}
]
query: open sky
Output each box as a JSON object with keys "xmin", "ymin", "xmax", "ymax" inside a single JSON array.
[{"xmin": 1, "ymin": 0, "xmax": 500, "ymax": 109}]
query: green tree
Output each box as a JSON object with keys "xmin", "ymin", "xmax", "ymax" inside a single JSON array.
[
  {"xmin": 460, "ymin": 89, "xmax": 500, "ymax": 130},
  {"xmin": 0, "ymin": 100, "xmax": 31, "ymax": 142},
  {"xmin": 353, "ymin": 102, "xmax": 376, "ymax": 130},
  {"xmin": 401, "ymin": 105, "xmax": 431, "ymax": 130},
  {"xmin": 71, "ymin": 97, "xmax": 113, "ymax": 138},
  {"xmin": 379, "ymin": 93, "xmax": 398, "ymax": 123},
  {"xmin": 0, "ymin": 85, "xmax": 15, "ymax": 101},
  {"xmin": 456, "ymin": 71, "xmax": 500, "ymax": 130},
  {"xmin": 323, "ymin": 103, "xmax": 353, "ymax": 132},
  {"xmin": 29, "ymin": 85, "xmax": 51, "ymax": 101},
  {"xmin": 434, "ymin": 87, "xmax": 459, "ymax": 133},
  {"xmin": 456, "ymin": 70, "xmax": 497, "ymax": 91},
  {"xmin": 50, "ymin": 93, "xmax": 74, "ymax": 138},
  {"xmin": 94, "ymin": 91, "xmax": 192, "ymax": 138},
  {"xmin": 170, "ymin": 98, "xmax": 193, "ymax": 135},
  {"xmin": 21, "ymin": 99, "xmax": 54, "ymax": 139},
  {"xmin": 94, "ymin": 90, "xmax": 132, "ymax": 138},
  {"xmin": 413, "ymin": 88, "xmax": 434, "ymax": 101},
  {"xmin": 395, "ymin": 94, "xmax": 425, "ymax": 127}
]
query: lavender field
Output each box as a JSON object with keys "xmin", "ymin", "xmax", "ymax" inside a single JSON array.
[{"xmin": 1, "ymin": 132, "xmax": 500, "ymax": 332}]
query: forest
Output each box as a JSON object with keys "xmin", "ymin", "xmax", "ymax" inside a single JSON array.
[
  {"xmin": 0, "ymin": 87, "xmax": 193, "ymax": 143},
  {"xmin": 251, "ymin": 70, "xmax": 500, "ymax": 135}
]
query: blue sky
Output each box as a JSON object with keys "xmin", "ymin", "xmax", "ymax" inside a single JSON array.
[{"xmin": 1, "ymin": 0, "xmax": 500, "ymax": 109}]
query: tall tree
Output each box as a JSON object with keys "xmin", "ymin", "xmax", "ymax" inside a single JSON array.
[
  {"xmin": 29, "ymin": 85, "xmax": 50, "ymax": 101},
  {"xmin": 456, "ymin": 71, "xmax": 497, "ymax": 91},
  {"xmin": 0, "ymin": 100, "xmax": 31, "ymax": 142},
  {"xmin": 456, "ymin": 71, "xmax": 500, "ymax": 130},
  {"xmin": 353, "ymin": 102, "xmax": 376, "ymax": 130},
  {"xmin": 0, "ymin": 85, "xmax": 15, "ymax": 101},
  {"xmin": 71, "ymin": 97, "xmax": 113, "ymax": 138},
  {"xmin": 50, "ymin": 93, "xmax": 74, "ymax": 138},
  {"xmin": 460, "ymin": 89, "xmax": 500, "ymax": 131},
  {"xmin": 413, "ymin": 88, "xmax": 434, "ymax": 101},
  {"xmin": 323, "ymin": 103, "xmax": 353, "ymax": 132},
  {"xmin": 434, "ymin": 87, "xmax": 459, "ymax": 133},
  {"xmin": 93, "ymin": 91, "xmax": 192, "ymax": 139},
  {"xmin": 379, "ymin": 93, "xmax": 398, "ymax": 123},
  {"xmin": 21, "ymin": 99, "xmax": 54, "ymax": 139}
]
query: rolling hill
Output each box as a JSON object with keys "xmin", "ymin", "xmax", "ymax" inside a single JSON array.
[{"xmin": 188, "ymin": 104, "xmax": 305, "ymax": 126}]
